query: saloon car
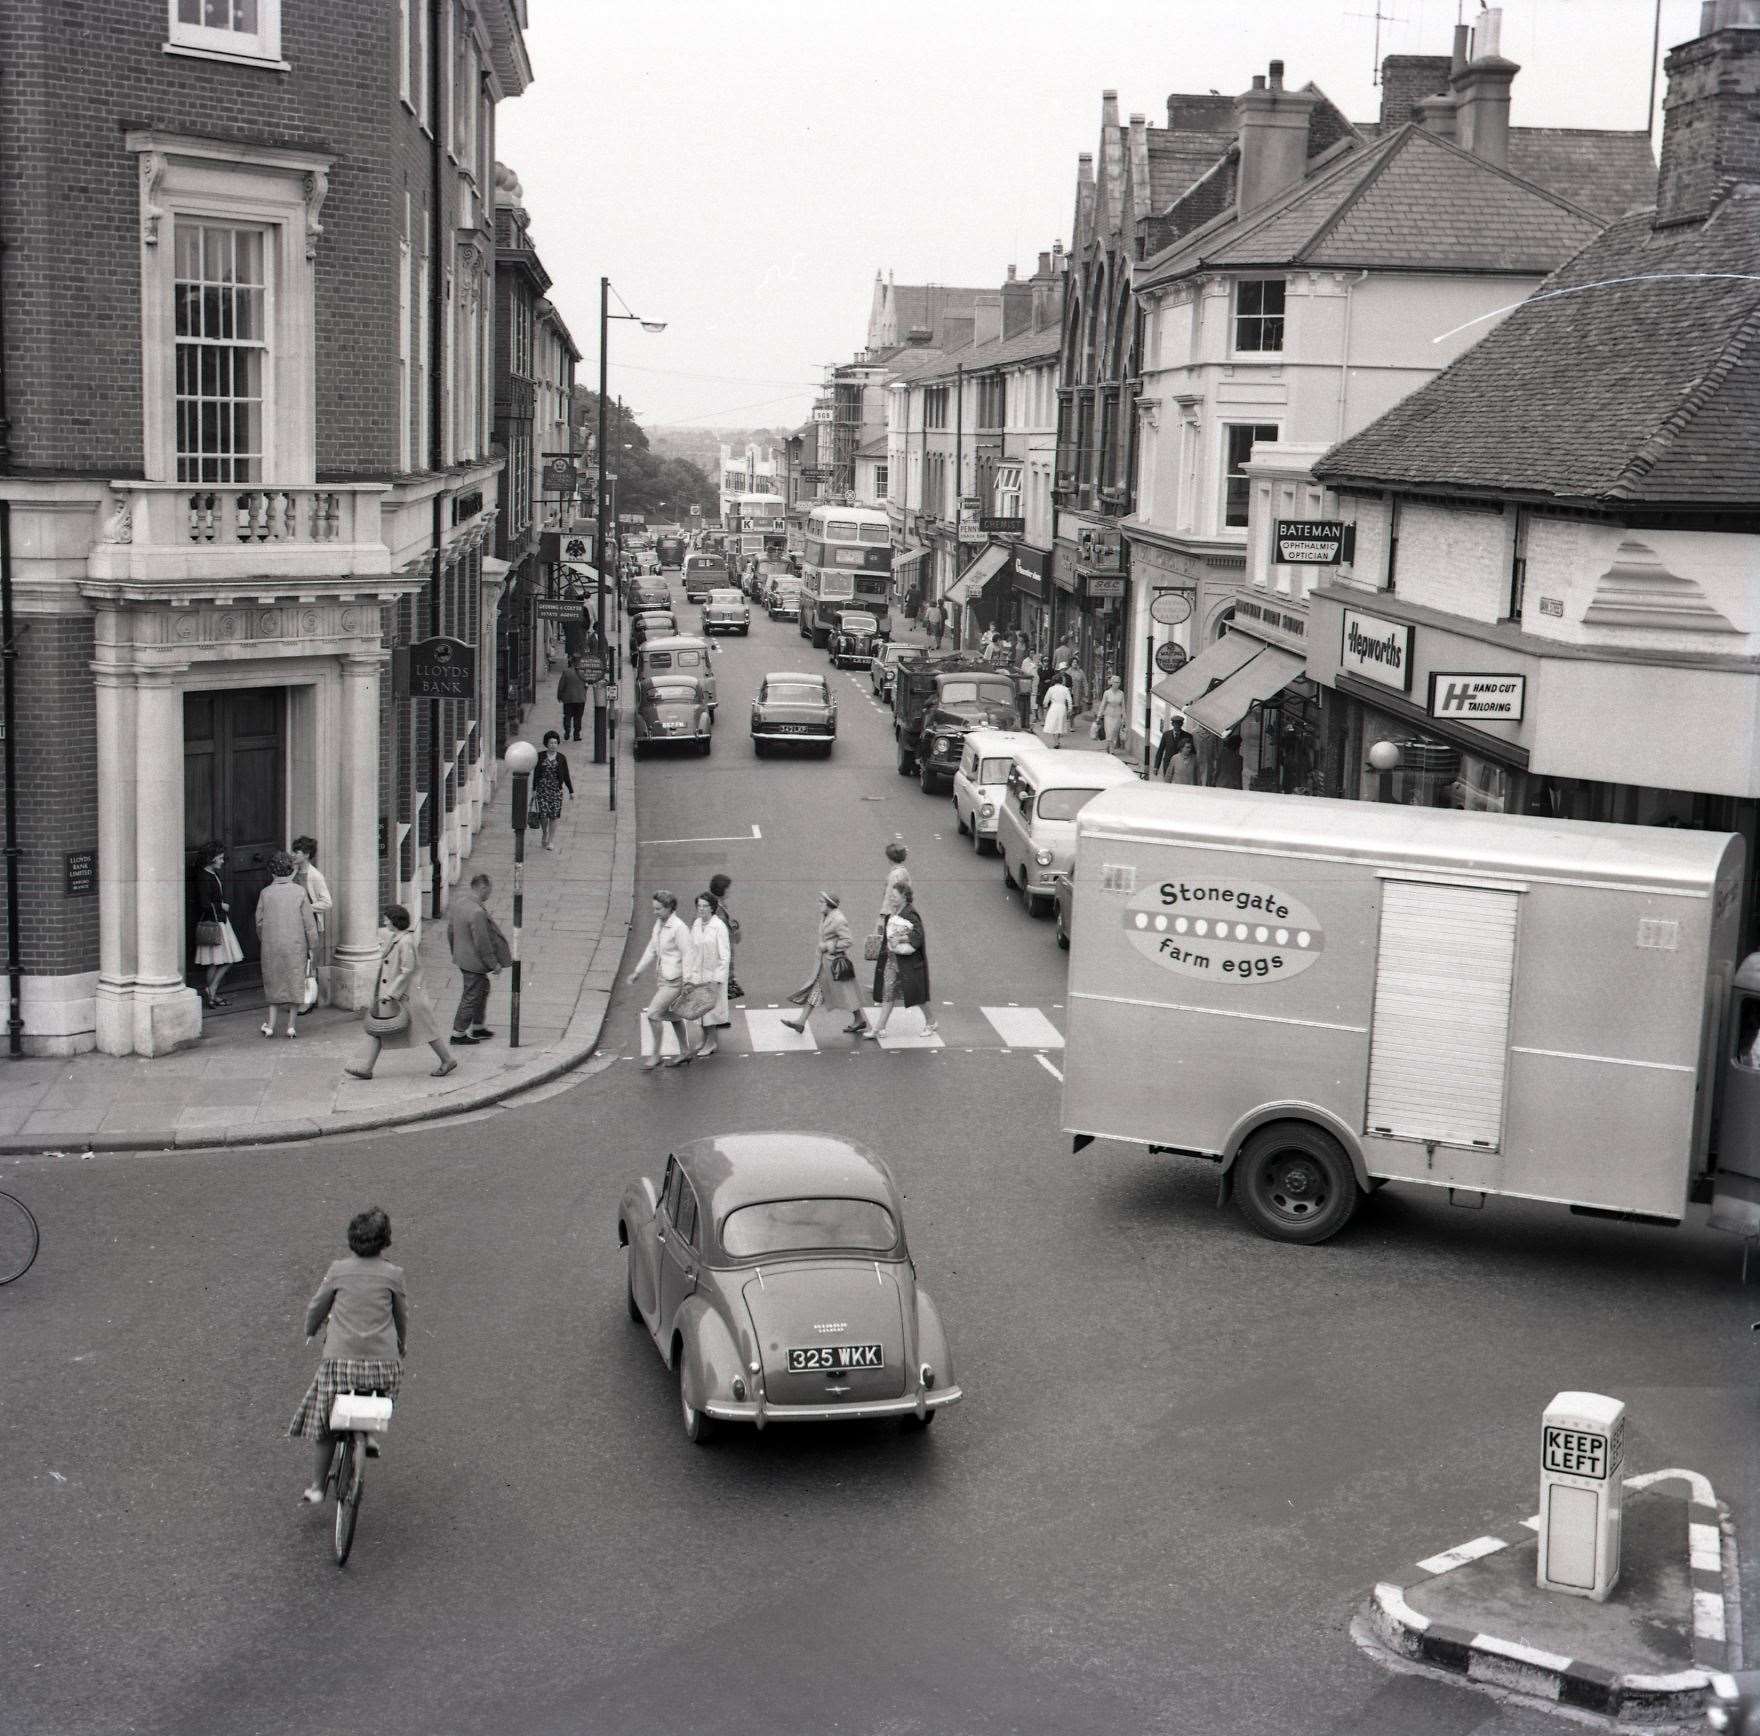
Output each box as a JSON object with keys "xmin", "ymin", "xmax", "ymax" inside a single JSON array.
[
  {"xmin": 869, "ymin": 640, "xmax": 911, "ymax": 702},
  {"xmin": 766, "ymin": 579, "xmax": 803, "ymax": 622},
  {"xmin": 750, "ymin": 671, "xmax": 835, "ymax": 757},
  {"xmin": 629, "ymin": 610, "xmax": 678, "ymax": 657},
  {"xmin": 826, "ymin": 610, "xmax": 884, "ymax": 670},
  {"xmin": 701, "ymin": 588, "xmax": 750, "ymax": 635},
  {"xmin": 618, "ymin": 1134, "xmax": 962, "ymax": 1442},
  {"xmin": 627, "ymin": 581, "xmax": 671, "ymax": 615},
  {"xmin": 633, "ymin": 676, "xmax": 713, "ymax": 757},
  {"xmin": 747, "ymin": 558, "xmax": 791, "ymax": 603}
]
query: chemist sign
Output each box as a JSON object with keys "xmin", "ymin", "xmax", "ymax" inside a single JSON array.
[{"xmin": 1428, "ymin": 671, "xmax": 1526, "ymax": 723}]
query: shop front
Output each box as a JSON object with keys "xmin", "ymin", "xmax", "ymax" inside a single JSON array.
[
  {"xmin": 944, "ymin": 543, "xmax": 1012, "ymax": 646},
  {"xmin": 1050, "ymin": 538, "xmax": 1078, "ymax": 656},
  {"xmin": 1011, "ymin": 544, "xmax": 1050, "ymax": 649}
]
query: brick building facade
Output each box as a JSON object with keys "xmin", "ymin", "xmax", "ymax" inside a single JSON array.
[{"xmin": 0, "ymin": 0, "xmax": 532, "ymax": 1055}]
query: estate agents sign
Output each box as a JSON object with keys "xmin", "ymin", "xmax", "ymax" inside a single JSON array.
[{"xmin": 1340, "ymin": 607, "xmax": 1412, "ymax": 693}]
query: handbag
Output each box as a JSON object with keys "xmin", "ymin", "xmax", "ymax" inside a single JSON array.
[
  {"xmin": 1090, "ymin": 717, "xmax": 1104, "ymax": 739},
  {"xmin": 363, "ymin": 954, "xmax": 410, "ymax": 1037},
  {"xmin": 666, "ymin": 981, "xmax": 718, "ymax": 1021},
  {"xmin": 862, "ymin": 934, "xmax": 882, "ymax": 962},
  {"xmin": 195, "ymin": 919, "xmax": 224, "ymax": 948},
  {"xmin": 829, "ymin": 951, "xmax": 854, "ymax": 982},
  {"xmin": 300, "ymin": 968, "xmax": 320, "ymax": 1013}
]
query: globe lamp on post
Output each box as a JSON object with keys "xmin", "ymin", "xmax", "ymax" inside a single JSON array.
[
  {"xmin": 504, "ymin": 738, "xmax": 539, "ymax": 1046},
  {"xmin": 1369, "ymin": 738, "xmax": 1403, "ymax": 806}
]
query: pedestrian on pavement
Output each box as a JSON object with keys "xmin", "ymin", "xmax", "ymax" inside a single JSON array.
[
  {"xmin": 556, "ymin": 660, "xmax": 588, "ymax": 743},
  {"xmin": 1099, "ymin": 674, "xmax": 1127, "ymax": 749},
  {"xmin": 1172, "ymin": 734, "xmax": 1201, "ymax": 784},
  {"xmin": 193, "ymin": 840, "xmax": 242, "ymax": 1010},
  {"xmin": 289, "ymin": 1206, "xmax": 406, "ymax": 1504},
  {"xmin": 346, "ymin": 905, "xmax": 455, "ymax": 1080},
  {"xmin": 290, "ymin": 834, "xmax": 333, "ymax": 1006},
  {"xmin": 687, "ymin": 891, "xmax": 732, "ymax": 1058},
  {"xmin": 783, "ymin": 891, "xmax": 864, "ymax": 1037},
  {"xmin": 530, "ymin": 730, "xmax": 574, "ymax": 852},
  {"xmin": 866, "ymin": 883, "xmax": 935, "ymax": 1039},
  {"xmin": 1067, "ymin": 661, "xmax": 1089, "ymax": 720},
  {"xmin": 1041, "ymin": 674, "xmax": 1074, "ymax": 748},
  {"xmin": 928, "ymin": 602, "xmax": 945, "ymax": 649},
  {"xmin": 1052, "ymin": 637, "xmax": 1073, "ymax": 674},
  {"xmin": 447, "ymin": 872, "xmax": 510, "ymax": 1046},
  {"xmin": 628, "ymin": 890, "xmax": 696, "ymax": 1071},
  {"xmin": 980, "ymin": 625, "xmax": 999, "ymax": 663},
  {"xmin": 708, "ymin": 871, "xmax": 743, "ymax": 1001},
  {"xmin": 256, "ymin": 851, "xmax": 319, "ymax": 1040},
  {"xmin": 1210, "ymin": 730, "xmax": 1246, "ymax": 790},
  {"xmin": 1016, "ymin": 651, "xmax": 1039, "ymax": 729},
  {"xmin": 1153, "ymin": 717, "xmax": 1186, "ymax": 781}
]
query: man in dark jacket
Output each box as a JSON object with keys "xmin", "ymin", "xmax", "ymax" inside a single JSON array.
[
  {"xmin": 447, "ymin": 873, "xmax": 512, "ymax": 1044},
  {"xmin": 557, "ymin": 660, "xmax": 588, "ymax": 742}
]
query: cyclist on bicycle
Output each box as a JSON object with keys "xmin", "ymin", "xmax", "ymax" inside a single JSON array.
[{"xmin": 288, "ymin": 1206, "xmax": 407, "ymax": 1504}]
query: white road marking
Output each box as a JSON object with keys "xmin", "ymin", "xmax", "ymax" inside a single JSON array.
[
  {"xmin": 745, "ymin": 1009, "xmax": 819, "ymax": 1053},
  {"xmin": 637, "ymin": 1020, "xmax": 684, "ymax": 1058},
  {"xmin": 867, "ymin": 1007, "xmax": 944, "ymax": 1050},
  {"xmin": 1416, "ymin": 1536, "xmax": 1507, "ymax": 1575},
  {"xmin": 642, "ymin": 831, "xmax": 763, "ymax": 846},
  {"xmin": 1035, "ymin": 1054, "xmax": 1063, "ymax": 1082},
  {"xmin": 981, "ymin": 1007, "xmax": 1064, "ymax": 1049}
]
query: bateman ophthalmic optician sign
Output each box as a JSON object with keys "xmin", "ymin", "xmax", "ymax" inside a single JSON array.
[{"xmin": 1273, "ymin": 518, "xmax": 1350, "ymax": 565}]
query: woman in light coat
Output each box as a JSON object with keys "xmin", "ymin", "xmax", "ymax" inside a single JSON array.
[
  {"xmin": 783, "ymin": 891, "xmax": 864, "ymax": 1038},
  {"xmin": 256, "ymin": 851, "xmax": 319, "ymax": 1039},
  {"xmin": 291, "ymin": 834, "xmax": 332, "ymax": 1005},
  {"xmin": 687, "ymin": 891, "xmax": 732, "ymax": 1058},
  {"xmin": 345, "ymin": 905, "xmax": 455, "ymax": 1080},
  {"xmin": 1099, "ymin": 675, "xmax": 1127, "ymax": 748},
  {"xmin": 1041, "ymin": 676, "xmax": 1073, "ymax": 748}
]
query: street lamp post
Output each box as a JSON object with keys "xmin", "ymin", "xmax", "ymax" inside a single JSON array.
[
  {"xmin": 596, "ymin": 276, "xmax": 666, "ymax": 783},
  {"xmin": 504, "ymin": 738, "xmax": 538, "ymax": 1046},
  {"xmin": 1369, "ymin": 738, "xmax": 1403, "ymax": 805}
]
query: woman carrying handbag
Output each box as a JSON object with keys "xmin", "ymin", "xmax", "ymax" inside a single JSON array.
[
  {"xmin": 344, "ymin": 905, "xmax": 456, "ymax": 1081},
  {"xmin": 192, "ymin": 840, "xmax": 243, "ymax": 1009},
  {"xmin": 783, "ymin": 891, "xmax": 864, "ymax": 1039}
]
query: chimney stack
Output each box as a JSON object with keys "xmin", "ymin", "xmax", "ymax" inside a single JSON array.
[
  {"xmin": 1233, "ymin": 59, "xmax": 1319, "ymax": 213},
  {"xmin": 1001, "ymin": 264, "xmax": 1034, "ymax": 339},
  {"xmin": 1655, "ymin": 0, "xmax": 1760, "ymax": 225},
  {"xmin": 1452, "ymin": 7, "xmax": 1519, "ymax": 168},
  {"xmin": 1037, "ymin": 249, "xmax": 1051, "ymax": 277},
  {"xmin": 1101, "ymin": 88, "xmax": 1120, "ymax": 128},
  {"xmin": 1415, "ymin": 92, "xmax": 1458, "ymax": 139},
  {"xmin": 1379, "ymin": 54, "xmax": 1454, "ymax": 129}
]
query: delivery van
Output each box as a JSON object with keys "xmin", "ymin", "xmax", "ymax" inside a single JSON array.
[
  {"xmin": 1062, "ymin": 784, "xmax": 1758, "ymax": 1246},
  {"xmin": 995, "ymin": 744, "xmax": 1139, "ymax": 917},
  {"xmin": 953, "ymin": 727, "xmax": 1026, "ymax": 857},
  {"xmin": 634, "ymin": 634, "xmax": 716, "ymax": 713}
]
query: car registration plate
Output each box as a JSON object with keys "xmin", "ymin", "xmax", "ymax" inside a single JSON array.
[{"xmin": 787, "ymin": 1343, "xmax": 883, "ymax": 1372}]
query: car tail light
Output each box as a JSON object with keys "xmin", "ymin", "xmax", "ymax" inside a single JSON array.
[
  {"xmin": 732, "ymin": 1376, "xmax": 747, "ymax": 1402},
  {"xmin": 920, "ymin": 1363, "xmax": 936, "ymax": 1390}
]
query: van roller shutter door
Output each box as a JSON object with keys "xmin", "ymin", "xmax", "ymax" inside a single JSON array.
[{"xmin": 1366, "ymin": 881, "xmax": 1519, "ymax": 1149}]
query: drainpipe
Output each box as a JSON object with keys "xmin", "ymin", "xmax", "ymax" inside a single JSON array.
[
  {"xmin": 953, "ymin": 362, "xmax": 964, "ymax": 647},
  {"xmin": 1336, "ymin": 271, "xmax": 1369, "ymax": 440},
  {"xmin": 428, "ymin": 0, "xmax": 446, "ymax": 926},
  {"xmin": 0, "ymin": 121, "xmax": 20, "ymax": 1054}
]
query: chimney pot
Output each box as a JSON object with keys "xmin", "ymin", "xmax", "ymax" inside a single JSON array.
[
  {"xmin": 1252, "ymin": 73, "xmax": 1266, "ymax": 90},
  {"xmin": 1006, "ymin": 264, "xmax": 1017, "ymax": 280},
  {"xmin": 1130, "ymin": 112, "xmax": 1146, "ymax": 126},
  {"xmin": 1451, "ymin": 22, "xmax": 1470, "ymax": 71},
  {"xmin": 1269, "ymin": 59, "xmax": 1285, "ymax": 89},
  {"xmin": 1053, "ymin": 239, "xmax": 1064, "ymax": 255}
]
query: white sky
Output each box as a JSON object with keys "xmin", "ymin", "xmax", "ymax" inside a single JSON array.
[{"xmin": 497, "ymin": 0, "xmax": 1701, "ymax": 430}]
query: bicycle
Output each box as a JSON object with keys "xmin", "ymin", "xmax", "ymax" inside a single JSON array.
[
  {"xmin": 323, "ymin": 1387, "xmax": 392, "ymax": 1566},
  {"xmin": 0, "ymin": 1191, "xmax": 39, "ymax": 1284}
]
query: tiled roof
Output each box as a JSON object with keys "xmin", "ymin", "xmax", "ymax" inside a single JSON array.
[
  {"xmin": 888, "ymin": 284, "xmax": 988, "ymax": 340},
  {"xmin": 857, "ymin": 434, "xmax": 889, "ymax": 458},
  {"xmin": 1315, "ymin": 192, "xmax": 1760, "ymax": 506},
  {"xmin": 1504, "ymin": 129, "xmax": 1656, "ymax": 223},
  {"xmin": 886, "ymin": 345, "xmax": 953, "ymax": 384},
  {"xmin": 1138, "ymin": 124, "xmax": 1603, "ymax": 286},
  {"xmin": 1147, "ymin": 127, "xmax": 1237, "ymax": 208}
]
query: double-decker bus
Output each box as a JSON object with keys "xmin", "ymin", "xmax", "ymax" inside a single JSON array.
[
  {"xmin": 724, "ymin": 492, "xmax": 786, "ymax": 564},
  {"xmin": 798, "ymin": 505, "xmax": 894, "ymax": 647}
]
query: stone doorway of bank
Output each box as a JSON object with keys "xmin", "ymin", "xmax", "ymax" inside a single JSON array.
[{"xmin": 184, "ymin": 687, "xmax": 286, "ymax": 1008}]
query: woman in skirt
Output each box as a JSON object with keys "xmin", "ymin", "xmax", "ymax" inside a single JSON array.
[
  {"xmin": 530, "ymin": 730, "xmax": 574, "ymax": 852},
  {"xmin": 192, "ymin": 840, "xmax": 244, "ymax": 1009},
  {"xmin": 288, "ymin": 1206, "xmax": 407, "ymax": 1503},
  {"xmin": 783, "ymin": 891, "xmax": 864, "ymax": 1039},
  {"xmin": 343, "ymin": 905, "xmax": 456, "ymax": 1080}
]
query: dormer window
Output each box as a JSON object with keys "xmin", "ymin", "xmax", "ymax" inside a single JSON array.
[{"xmin": 1234, "ymin": 279, "xmax": 1286, "ymax": 354}]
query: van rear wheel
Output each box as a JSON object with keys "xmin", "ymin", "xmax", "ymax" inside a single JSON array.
[{"xmin": 1233, "ymin": 1124, "xmax": 1360, "ymax": 1245}]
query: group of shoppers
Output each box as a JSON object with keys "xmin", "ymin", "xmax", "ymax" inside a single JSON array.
[
  {"xmin": 1152, "ymin": 716, "xmax": 1244, "ymax": 789},
  {"xmin": 627, "ymin": 872, "xmax": 739, "ymax": 1068},
  {"xmin": 194, "ymin": 835, "xmax": 333, "ymax": 1035}
]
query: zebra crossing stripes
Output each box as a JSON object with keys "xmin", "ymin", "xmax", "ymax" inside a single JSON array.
[
  {"xmin": 633, "ymin": 1002, "xmax": 1064, "ymax": 1058},
  {"xmin": 979, "ymin": 1006, "xmax": 1064, "ymax": 1049}
]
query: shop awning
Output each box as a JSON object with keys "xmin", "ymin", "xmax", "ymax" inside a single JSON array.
[
  {"xmin": 1154, "ymin": 632, "xmax": 1305, "ymax": 735},
  {"xmin": 943, "ymin": 542, "xmax": 1010, "ymax": 609},
  {"xmin": 893, "ymin": 547, "xmax": 929, "ymax": 581}
]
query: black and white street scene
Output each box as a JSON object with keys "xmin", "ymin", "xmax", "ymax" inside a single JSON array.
[{"xmin": 9, "ymin": 1, "xmax": 1760, "ymax": 1731}]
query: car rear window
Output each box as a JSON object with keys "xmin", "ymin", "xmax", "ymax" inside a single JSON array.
[
  {"xmin": 839, "ymin": 614, "xmax": 877, "ymax": 632},
  {"xmin": 646, "ymin": 680, "xmax": 699, "ymax": 701},
  {"xmin": 766, "ymin": 682, "xmax": 824, "ymax": 705},
  {"xmin": 721, "ymin": 1198, "xmax": 898, "ymax": 1257},
  {"xmin": 1037, "ymin": 787, "xmax": 1106, "ymax": 822},
  {"xmin": 708, "ymin": 590, "xmax": 744, "ymax": 604}
]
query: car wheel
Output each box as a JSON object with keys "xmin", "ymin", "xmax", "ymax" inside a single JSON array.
[
  {"xmin": 681, "ymin": 1361, "xmax": 717, "ymax": 1445},
  {"xmin": 896, "ymin": 740, "xmax": 914, "ymax": 778},
  {"xmin": 753, "ymin": 739, "xmax": 766, "ymax": 758},
  {"xmin": 1026, "ymin": 891, "xmax": 1051, "ymax": 919},
  {"xmin": 633, "ymin": 740, "xmax": 646, "ymax": 760},
  {"xmin": 1233, "ymin": 1124, "xmax": 1362, "ymax": 1245},
  {"xmin": 821, "ymin": 741, "xmax": 834, "ymax": 759},
  {"xmin": 956, "ymin": 807, "xmax": 969, "ymax": 837},
  {"xmin": 900, "ymin": 1410, "xmax": 936, "ymax": 1432},
  {"xmin": 1002, "ymin": 858, "xmax": 1016, "ymax": 890},
  {"xmin": 699, "ymin": 736, "xmax": 712, "ymax": 757},
  {"xmin": 1055, "ymin": 902, "xmax": 1070, "ymax": 950},
  {"xmin": 625, "ymin": 1245, "xmax": 642, "ymax": 1323}
]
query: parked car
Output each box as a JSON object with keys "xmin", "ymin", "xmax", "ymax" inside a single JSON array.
[
  {"xmin": 629, "ymin": 610, "xmax": 678, "ymax": 657},
  {"xmin": 748, "ymin": 558, "xmax": 791, "ymax": 603},
  {"xmin": 635, "ymin": 634, "xmax": 717, "ymax": 712},
  {"xmin": 701, "ymin": 588, "xmax": 750, "ymax": 635},
  {"xmin": 766, "ymin": 579, "xmax": 803, "ymax": 621},
  {"xmin": 870, "ymin": 640, "xmax": 911, "ymax": 702},
  {"xmin": 1051, "ymin": 870, "xmax": 1073, "ymax": 950},
  {"xmin": 751, "ymin": 671, "xmax": 835, "ymax": 757},
  {"xmin": 952, "ymin": 726, "xmax": 1025, "ymax": 857},
  {"xmin": 632, "ymin": 676, "xmax": 713, "ymax": 758},
  {"xmin": 627, "ymin": 580, "xmax": 671, "ymax": 614},
  {"xmin": 826, "ymin": 610, "xmax": 884, "ymax": 670},
  {"xmin": 996, "ymin": 742, "xmax": 1139, "ymax": 917},
  {"xmin": 618, "ymin": 1134, "xmax": 962, "ymax": 1441}
]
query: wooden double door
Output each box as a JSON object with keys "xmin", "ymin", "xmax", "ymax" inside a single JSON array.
[{"xmin": 184, "ymin": 688, "xmax": 286, "ymax": 969}]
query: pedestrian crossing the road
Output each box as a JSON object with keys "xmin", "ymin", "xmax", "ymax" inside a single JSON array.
[{"xmin": 631, "ymin": 1001, "xmax": 1066, "ymax": 1059}]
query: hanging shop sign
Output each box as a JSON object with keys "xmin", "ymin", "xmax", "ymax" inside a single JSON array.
[
  {"xmin": 396, "ymin": 636, "xmax": 477, "ymax": 700},
  {"xmin": 542, "ymin": 454, "xmax": 578, "ymax": 496},
  {"xmin": 1339, "ymin": 606, "xmax": 1412, "ymax": 693},
  {"xmin": 561, "ymin": 534, "xmax": 593, "ymax": 563},
  {"xmin": 1427, "ymin": 672, "xmax": 1527, "ymax": 723},
  {"xmin": 980, "ymin": 516, "xmax": 1025, "ymax": 534},
  {"xmin": 1155, "ymin": 641, "xmax": 1189, "ymax": 676},
  {"xmin": 812, "ymin": 403, "xmax": 834, "ymax": 423},
  {"xmin": 1273, "ymin": 519, "xmax": 1351, "ymax": 565},
  {"xmin": 1150, "ymin": 589, "xmax": 1194, "ymax": 627},
  {"xmin": 957, "ymin": 498, "xmax": 985, "ymax": 546},
  {"xmin": 1076, "ymin": 526, "xmax": 1123, "ymax": 574}
]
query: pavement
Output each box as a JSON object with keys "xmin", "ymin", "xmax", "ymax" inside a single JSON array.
[
  {"xmin": 0, "ymin": 680, "xmax": 638, "ymax": 1153},
  {"xmin": 1365, "ymin": 1466, "xmax": 1739, "ymax": 1721}
]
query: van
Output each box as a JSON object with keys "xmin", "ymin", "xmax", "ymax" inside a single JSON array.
[
  {"xmin": 1062, "ymin": 784, "xmax": 1754, "ymax": 1246},
  {"xmin": 682, "ymin": 553, "xmax": 730, "ymax": 603},
  {"xmin": 994, "ymin": 743, "xmax": 1139, "ymax": 916},
  {"xmin": 952, "ymin": 727, "xmax": 1026, "ymax": 857},
  {"xmin": 635, "ymin": 634, "xmax": 717, "ymax": 713}
]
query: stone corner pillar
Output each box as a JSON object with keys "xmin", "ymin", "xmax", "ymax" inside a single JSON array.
[{"xmin": 333, "ymin": 649, "xmax": 388, "ymax": 1012}]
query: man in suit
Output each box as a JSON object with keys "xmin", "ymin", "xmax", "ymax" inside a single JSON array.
[{"xmin": 447, "ymin": 873, "xmax": 512, "ymax": 1044}]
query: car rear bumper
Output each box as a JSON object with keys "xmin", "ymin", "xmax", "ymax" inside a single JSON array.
[
  {"xmin": 752, "ymin": 728, "xmax": 834, "ymax": 741},
  {"xmin": 705, "ymin": 1385, "xmax": 963, "ymax": 1425}
]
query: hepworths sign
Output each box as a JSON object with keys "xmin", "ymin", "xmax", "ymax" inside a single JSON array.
[{"xmin": 1340, "ymin": 607, "xmax": 1411, "ymax": 693}]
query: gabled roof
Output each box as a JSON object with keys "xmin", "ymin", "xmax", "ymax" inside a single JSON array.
[
  {"xmin": 1138, "ymin": 123, "xmax": 1604, "ymax": 288},
  {"xmin": 1503, "ymin": 129, "xmax": 1657, "ymax": 225},
  {"xmin": 1315, "ymin": 191, "xmax": 1760, "ymax": 506},
  {"xmin": 1147, "ymin": 127, "xmax": 1240, "ymax": 209}
]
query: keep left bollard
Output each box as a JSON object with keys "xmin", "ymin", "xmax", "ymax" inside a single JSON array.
[{"xmin": 1537, "ymin": 1391, "xmax": 1626, "ymax": 1601}]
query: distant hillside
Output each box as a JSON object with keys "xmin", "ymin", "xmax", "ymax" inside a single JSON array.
[{"xmin": 650, "ymin": 426, "xmax": 791, "ymax": 479}]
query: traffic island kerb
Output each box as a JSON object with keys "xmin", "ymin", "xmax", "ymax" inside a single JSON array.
[{"xmin": 1362, "ymin": 1468, "xmax": 1737, "ymax": 1723}]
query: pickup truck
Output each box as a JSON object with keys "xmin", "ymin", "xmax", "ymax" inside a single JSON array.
[{"xmin": 892, "ymin": 654, "xmax": 1022, "ymax": 793}]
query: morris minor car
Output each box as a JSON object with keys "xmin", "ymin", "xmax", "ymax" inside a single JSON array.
[
  {"xmin": 618, "ymin": 1134, "xmax": 962, "ymax": 1442},
  {"xmin": 632, "ymin": 675, "xmax": 713, "ymax": 758},
  {"xmin": 629, "ymin": 610, "xmax": 678, "ymax": 657}
]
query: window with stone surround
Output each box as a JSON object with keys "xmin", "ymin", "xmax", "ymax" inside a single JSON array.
[
  {"xmin": 174, "ymin": 223, "xmax": 267, "ymax": 483},
  {"xmin": 1222, "ymin": 422, "xmax": 1278, "ymax": 530},
  {"xmin": 166, "ymin": 0, "xmax": 283, "ymax": 67},
  {"xmin": 1234, "ymin": 279, "xmax": 1286, "ymax": 354}
]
